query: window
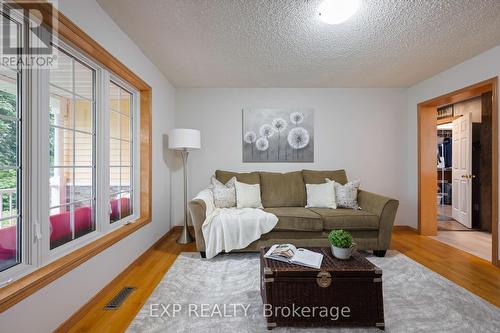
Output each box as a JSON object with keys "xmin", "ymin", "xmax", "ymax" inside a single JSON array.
[
  {"xmin": 0, "ymin": 13, "xmax": 22, "ymax": 272},
  {"xmin": 109, "ymin": 81, "xmax": 133, "ymax": 223},
  {"xmin": 0, "ymin": 6, "xmax": 140, "ymax": 282},
  {"xmin": 48, "ymin": 48, "xmax": 96, "ymax": 249},
  {"xmin": 0, "ymin": 67, "xmax": 21, "ymax": 272},
  {"xmin": 0, "ymin": 4, "xmax": 154, "ymax": 312}
]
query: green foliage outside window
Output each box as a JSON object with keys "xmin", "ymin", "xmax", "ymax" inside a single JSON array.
[{"xmin": 0, "ymin": 90, "xmax": 18, "ymax": 212}]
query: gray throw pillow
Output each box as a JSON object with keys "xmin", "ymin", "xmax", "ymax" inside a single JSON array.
[
  {"xmin": 209, "ymin": 176, "xmax": 236, "ymax": 208},
  {"xmin": 326, "ymin": 178, "xmax": 361, "ymax": 210}
]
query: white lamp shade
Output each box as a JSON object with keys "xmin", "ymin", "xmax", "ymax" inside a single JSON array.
[{"xmin": 168, "ymin": 128, "xmax": 201, "ymax": 150}]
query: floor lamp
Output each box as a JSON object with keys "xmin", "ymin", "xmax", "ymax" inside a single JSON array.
[{"xmin": 169, "ymin": 128, "xmax": 201, "ymax": 244}]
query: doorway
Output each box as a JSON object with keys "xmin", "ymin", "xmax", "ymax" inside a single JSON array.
[
  {"xmin": 435, "ymin": 97, "xmax": 493, "ymax": 260},
  {"xmin": 418, "ymin": 78, "xmax": 499, "ymax": 267}
]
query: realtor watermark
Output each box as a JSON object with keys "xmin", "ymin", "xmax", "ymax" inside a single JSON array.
[
  {"xmin": 0, "ymin": 1, "xmax": 59, "ymax": 69},
  {"xmin": 150, "ymin": 303, "xmax": 251, "ymax": 319},
  {"xmin": 149, "ymin": 303, "xmax": 351, "ymax": 321},
  {"xmin": 263, "ymin": 304, "xmax": 351, "ymax": 321}
]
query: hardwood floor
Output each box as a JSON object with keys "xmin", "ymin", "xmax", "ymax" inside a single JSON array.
[
  {"xmin": 431, "ymin": 230, "xmax": 492, "ymax": 261},
  {"xmin": 392, "ymin": 228, "xmax": 499, "ymax": 306},
  {"xmin": 58, "ymin": 227, "xmax": 500, "ymax": 332},
  {"xmin": 437, "ymin": 219, "xmax": 472, "ymax": 231},
  {"xmin": 56, "ymin": 228, "xmax": 197, "ymax": 333},
  {"xmin": 435, "ymin": 203, "xmax": 493, "ymax": 261}
]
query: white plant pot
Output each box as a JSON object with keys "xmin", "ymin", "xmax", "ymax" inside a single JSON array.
[{"xmin": 331, "ymin": 244, "xmax": 356, "ymax": 260}]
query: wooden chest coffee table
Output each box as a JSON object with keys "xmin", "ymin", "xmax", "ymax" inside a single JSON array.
[{"xmin": 260, "ymin": 247, "xmax": 384, "ymax": 330}]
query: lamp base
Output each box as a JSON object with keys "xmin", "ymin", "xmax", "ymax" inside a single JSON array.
[{"xmin": 176, "ymin": 225, "xmax": 194, "ymax": 244}]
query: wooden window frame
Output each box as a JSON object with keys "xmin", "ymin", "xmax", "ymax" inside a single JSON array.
[{"xmin": 0, "ymin": 2, "xmax": 152, "ymax": 312}]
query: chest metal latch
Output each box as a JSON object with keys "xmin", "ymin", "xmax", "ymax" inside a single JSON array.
[{"xmin": 316, "ymin": 271, "xmax": 332, "ymax": 288}]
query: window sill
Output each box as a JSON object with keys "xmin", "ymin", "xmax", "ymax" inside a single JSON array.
[{"xmin": 0, "ymin": 216, "xmax": 150, "ymax": 313}]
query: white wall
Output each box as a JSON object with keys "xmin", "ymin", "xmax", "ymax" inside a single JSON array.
[
  {"xmin": 406, "ymin": 44, "xmax": 500, "ymax": 260},
  {"xmin": 174, "ymin": 88, "xmax": 409, "ymax": 226},
  {"xmin": 0, "ymin": 0, "xmax": 176, "ymax": 332}
]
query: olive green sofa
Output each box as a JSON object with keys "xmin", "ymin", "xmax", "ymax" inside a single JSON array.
[{"xmin": 188, "ymin": 169, "xmax": 399, "ymax": 258}]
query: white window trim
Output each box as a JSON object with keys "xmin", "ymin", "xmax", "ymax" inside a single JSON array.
[
  {"xmin": 0, "ymin": 14, "xmax": 141, "ymax": 283},
  {"xmin": 40, "ymin": 39, "xmax": 103, "ymax": 264},
  {"xmin": 0, "ymin": 6, "xmax": 33, "ymax": 283},
  {"xmin": 105, "ymin": 74, "xmax": 140, "ymax": 231}
]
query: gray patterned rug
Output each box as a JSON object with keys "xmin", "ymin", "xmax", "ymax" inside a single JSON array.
[{"xmin": 127, "ymin": 251, "xmax": 499, "ymax": 332}]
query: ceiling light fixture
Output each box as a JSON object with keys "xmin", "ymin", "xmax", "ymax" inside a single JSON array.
[{"xmin": 318, "ymin": 0, "xmax": 360, "ymax": 25}]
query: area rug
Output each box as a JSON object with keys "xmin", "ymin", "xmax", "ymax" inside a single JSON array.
[{"xmin": 127, "ymin": 251, "xmax": 499, "ymax": 332}]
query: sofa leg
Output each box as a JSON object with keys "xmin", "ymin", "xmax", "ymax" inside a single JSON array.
[
  {"xmin": 200, "ymin": 251, "xmax": 206, "ymax": 258},
  {"xmin": 373, "ymin": 250, "xmax": 387, "ymax": 257}
]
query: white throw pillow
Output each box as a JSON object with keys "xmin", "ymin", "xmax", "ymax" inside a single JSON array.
[
  {"xmin": 210, "ymin": 176, "xmax": 236, "ymax": 208},
  {"xmin": 235, "ymin": 181, "xmax": 263, "ymax": 209},
  {"xmin": 305, "ymin": 182, "xmax": 337, "ymax": 209},
  {"xmin": 326, "ymin": 178, "xmax": 361, "ymax": 209}
]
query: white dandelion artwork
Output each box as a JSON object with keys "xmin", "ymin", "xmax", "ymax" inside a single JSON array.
[
  {"xmin": 287, "ymin": 127, "xmax": 310, "ymax": 160},
  {"xmin": 244, "ymin": 131, "xmax": 257, "ymax": 159},
  {"xmin": 290, "ymin": 112, "xmax": 304, "ymax": 125},
  {"xmin": 242, "ymin": 108, "xmax": 314, "ymax": 162},
  {"xmin": 259, "ymin": 124, "xmax": 275, "ymax": 138},
  {"xmin": 272, "ymin": 118, "xmax": 287, "ymax": 160},
  {"xmin": 255, "ymin": 137, "xmax": 269, "ymax": 160},
  {"xmin": 256, "ymin": 137, "xmax": 269, "ymax": 151}
]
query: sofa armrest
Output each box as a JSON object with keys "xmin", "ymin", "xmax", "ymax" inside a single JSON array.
[
  {"xmin": 188, "ymin": 199, "xmax": 207, "ymax": 251},
  {"xmin": 357, "ymin": 190, "xmax": 399, "ymax": 250}
]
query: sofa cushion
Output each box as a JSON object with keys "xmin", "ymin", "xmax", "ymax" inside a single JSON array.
[
  {"xmin": 309, "ymin": 208, "xmax": 379, "ymax": 230},
  {"xmin": 215, "ymin": 170, "xmax": 260, "ymax": 184},
  {"xmin": 264, "ymin": 207, "xmax": 322, "ymax": 231},
  {"xmin": 302, "ymin": 169, "xmax": 348, "ymax": 185},
  {"xmin": 260, "ymin": 171, "xmax": 306, "ymax": 207}
]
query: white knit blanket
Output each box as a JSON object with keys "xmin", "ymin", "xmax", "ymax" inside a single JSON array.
[{"xmin": 194, "ymin": 190, "xmax": 278, "ymax": 259}]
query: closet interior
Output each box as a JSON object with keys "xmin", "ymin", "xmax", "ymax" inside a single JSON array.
[{"xmin": 433, "ymin": 95, "xmax": 493, "ymax": 261}]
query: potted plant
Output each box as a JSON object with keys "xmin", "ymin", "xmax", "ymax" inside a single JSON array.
[{"xmin": 328, "ymin": 229, "xmax": 356, "ymax": 260}]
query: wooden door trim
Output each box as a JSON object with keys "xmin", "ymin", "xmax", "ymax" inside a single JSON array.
[
  {"xmin": 417, "ymin": 77, "xmax": 499, "ymax": 267},
  {"xmin": 492, "ymin": 79, "xmax": 499, "ymax": 268},
  {"xmin": 418, "ymin": 105, "xmax": 438, "ymax": 235}
]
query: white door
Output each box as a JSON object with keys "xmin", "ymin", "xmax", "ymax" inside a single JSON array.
[{"xmin": 451, "ymin": 113, "xmax": 472, "ymax": 228}]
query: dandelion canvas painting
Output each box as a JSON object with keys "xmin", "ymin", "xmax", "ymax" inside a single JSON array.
[{"xmin": 242, "ymin": 108, "xmax": 314, "ymax": 162}]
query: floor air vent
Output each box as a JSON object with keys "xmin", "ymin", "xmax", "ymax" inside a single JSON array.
[{"xmin": 104, "ymin": 286, "xmax": 136, "ymax": 310}]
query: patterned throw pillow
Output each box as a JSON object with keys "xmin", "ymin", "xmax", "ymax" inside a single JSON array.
[
  {"xmin": 209, "ymin": 176, "xmax": 236, "ymax": 208},
  {"xmin": 326, "ymin": 178, "xmax": 361, "ymax": 210}
]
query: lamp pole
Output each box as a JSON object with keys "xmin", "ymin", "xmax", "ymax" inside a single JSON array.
[{"xmin": 177, "ymin": 148, "xmax": 194, "ymax": 244}]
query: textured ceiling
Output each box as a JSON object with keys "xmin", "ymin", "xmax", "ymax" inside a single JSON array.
[{"xmin": 97, "ymin": 0, "xmax": 500, "ymax": 88}]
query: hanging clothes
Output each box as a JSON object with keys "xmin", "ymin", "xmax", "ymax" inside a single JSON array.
[
  {"xmin": 437, "ymin": 144, "xmax": 445, "ymax": 168},
  {"xmin": 442, "ymin": 137, "xmax": 452, "ymax": 168}
]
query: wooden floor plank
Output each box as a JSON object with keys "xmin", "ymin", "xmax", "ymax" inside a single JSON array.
[
  {"xmin": 391, "ymin": 228, "xmax": 499, "ymax": 306},
  {"xmin": 58, "ymin": 227, "xmax": 500, "ymax": 332},
  {"xmin": 430, "ymin": 230, "xmax": 491, "ymax": 261}
]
